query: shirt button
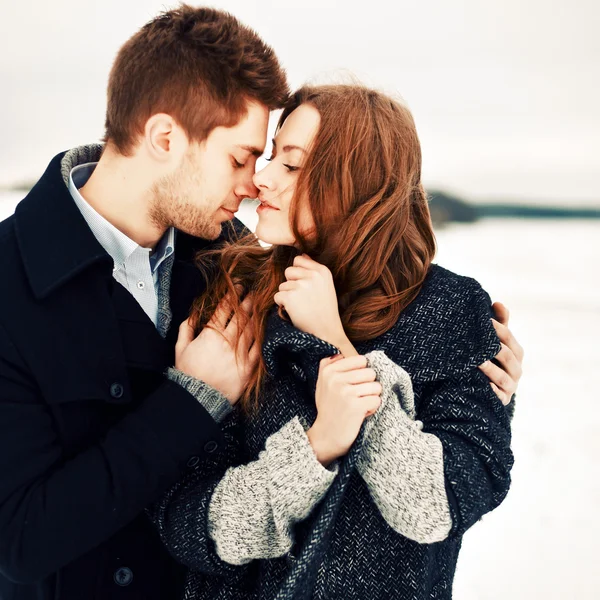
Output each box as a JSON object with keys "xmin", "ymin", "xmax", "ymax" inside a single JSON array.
[
  {"xmin": 137, "ymin": 281, "xmax": 145, "ymax": 290},
  {"xmin": 114, "ymin": 566, "xmax": 134, "ymax": 586},
  {"xmin": 204, "ymin": 441, "xmax": 218, "ymax": 454},
  {"xmin": 187, "ymin": 456, "xmax": 200, "ymax": 468},
  {"xmin": 110, "ymin": 382, "xmax": 124, "ymax": 399}
]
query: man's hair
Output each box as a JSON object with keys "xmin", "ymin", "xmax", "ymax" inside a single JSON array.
[{"xmin": 103, "ymin": 4, "xmax": 289, "ymax": 154}]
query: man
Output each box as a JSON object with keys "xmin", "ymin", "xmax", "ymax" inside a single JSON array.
[{"xmin": 0, "ymin": 4, "xmax": 522, "ymax": 600}]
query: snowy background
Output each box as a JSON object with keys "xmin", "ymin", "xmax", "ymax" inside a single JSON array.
[{"xmin": 2, "ymin": 0, "xmax": 600, "ymax": 598}]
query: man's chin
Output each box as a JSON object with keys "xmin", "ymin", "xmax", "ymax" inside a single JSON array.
[{"xmin": 178, "ymin": 222, "xmax": 222, "ymax": 241}]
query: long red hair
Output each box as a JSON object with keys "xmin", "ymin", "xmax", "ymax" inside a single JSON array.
[{"xmin": 189, "ymin": 85, "xmax": 437, "ymax": 412}]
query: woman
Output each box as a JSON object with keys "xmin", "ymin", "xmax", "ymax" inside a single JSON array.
[{"xmin": 150, "ymin": 85, "xmax": 515, "ymax": 600}]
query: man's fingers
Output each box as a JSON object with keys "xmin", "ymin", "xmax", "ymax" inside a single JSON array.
[
  {"xmin": 493, "ymin": 342, "xmax": 523, "ymax": 381},
  {"xmin": 175, "ymin": 318, "xmax": 195, "ymax": 352},
  {"xmin": 479, "ymin": 360, "xmax": 517, "ymax": 396},
  {"xmin": 492, "ymin": 302, "xmax": 510, "ymax": 326},
  {"xmin": 490, "ymin": 382, "xmax": 510, "ymax": 406},
  {"xmin": 492, "ymin": 319, "xmax": 524, "ymax": 362},
  {"xmin": 225, "ymin": 296, "xmax": 253, "ymax": 339},
  {"xmin": 210, "ymin": 297, "xmax": 234, "ymax": 330}
]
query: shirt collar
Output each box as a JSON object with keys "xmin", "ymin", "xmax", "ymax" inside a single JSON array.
[{"xmin": 69, "ymin": 162, "xmax": 175, "ymax": 272}]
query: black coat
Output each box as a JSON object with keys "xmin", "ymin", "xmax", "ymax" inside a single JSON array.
[
  {"xmin": 0, "ymin": 151, "xmax": 243, "ymax": 600},
  {"xmin": 153, "ymin": 265, "xmax": 514, "ymax": 600}
]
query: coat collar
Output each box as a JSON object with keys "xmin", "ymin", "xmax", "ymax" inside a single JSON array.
[
  {"xmin": 14, "ymin": 150, "xmax": 113, "ymax": 300},
  {"xmin": 261, "ymin": 265, "xmax": 501, "ymax": 384}
]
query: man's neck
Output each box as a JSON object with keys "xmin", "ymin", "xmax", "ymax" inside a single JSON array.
[{"xmin": 78, "ymin": 153, "xmax": 166, "ymax": 250}]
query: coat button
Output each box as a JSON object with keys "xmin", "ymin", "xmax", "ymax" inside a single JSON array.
[
  {"xmin": 110, "ymin": 382, "xmax": 124, "ymax": 399},
  {"xmin": 114, "ymin": 566, "xmax": 134, "ymax": 586},
  {"xmin": 187, "ymin": 456, "xmax": 200, "ymax": 468},
  {"xmin": 204, "ymin": 441, "xmax": 218, "ymax": 454}
]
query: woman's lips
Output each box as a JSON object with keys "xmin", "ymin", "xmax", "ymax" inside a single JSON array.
[{"xmin": 257, "ymin": 198, "xmax": 280, "ymax": 212}]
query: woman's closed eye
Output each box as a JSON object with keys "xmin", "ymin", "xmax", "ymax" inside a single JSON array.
[{"xmin": 265, "ymin": 156, "xmax": 299, "ymax": 173}]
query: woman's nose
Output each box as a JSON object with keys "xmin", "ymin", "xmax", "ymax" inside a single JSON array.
[{"xmin": 253, "ymin": 164, "xmax": 273, "ymax": 190}]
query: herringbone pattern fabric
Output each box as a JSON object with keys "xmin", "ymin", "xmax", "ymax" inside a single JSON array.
[{"xmin": 151, "ymin": 265, "xmax": 514, "ymax": 600}]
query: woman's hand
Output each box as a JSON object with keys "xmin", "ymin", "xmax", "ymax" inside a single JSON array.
[
  {"xmin": 274, "ymin": 254, "xmax": 356, "ymax": 355},
  {"xmin": 306, "ymin": 355, "xmax": 382, "ymax": 466}
]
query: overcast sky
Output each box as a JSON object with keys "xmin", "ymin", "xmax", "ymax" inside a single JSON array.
[{"xmin": 1, "ymin": 0, "xmax": 598, "ymax": 204}]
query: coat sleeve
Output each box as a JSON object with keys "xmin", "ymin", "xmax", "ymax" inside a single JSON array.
[
  {"xmin": 357, "ymin": 322, "xmax": 513, "ymax": 542},
  {"xmin": 0, "ymin": 321, "xmax": 226, "ymax": 584},
  {"xmin": 149, "ymin": 414, "xmax": 338, "ymax": 573}
]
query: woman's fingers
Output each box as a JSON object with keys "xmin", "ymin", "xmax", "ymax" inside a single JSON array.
[
  {"xmin": 284, "ymin": 266, "xmax": 312, "ymax": 281},
  {"xmin": 278, "ymin": 280, "xmax": 298, "ymax": 292},
  {"xmin": 352, "ymin": 381, "xmax": 383, "ymax": 398},
  {"xmin": 327, "ymin": 355, "xmax": 368, "ymax": 372},
  {"xmin": 360, "ymin": 395, "xmax": 382, "ymax": 415},
  {"xmin": 344, "ymin": 367, "xmax": 377, "ymax": 384}
]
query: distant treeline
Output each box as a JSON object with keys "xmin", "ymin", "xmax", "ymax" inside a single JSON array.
[{"xmin": 428, "ymin": 191, "xmax": 600, "ymax": 225}]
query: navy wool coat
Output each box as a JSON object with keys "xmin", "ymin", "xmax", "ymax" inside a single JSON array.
[{"xmin": 152, "ymin": 265, "xmax": 515, "ymax": 600}]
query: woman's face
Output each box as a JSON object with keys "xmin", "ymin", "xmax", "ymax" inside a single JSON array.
[{"xmin": 253, "ymin": 104, "xmax": 320, "ymax": 246}]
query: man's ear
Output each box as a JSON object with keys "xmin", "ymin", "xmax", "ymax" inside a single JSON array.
[{"xmin": 143, "ymin": 113, "xmax": 188, "ymax": 164}]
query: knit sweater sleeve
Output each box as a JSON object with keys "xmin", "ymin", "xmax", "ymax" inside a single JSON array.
[
  {"xmin": 148, "ymin": 415, "xmax": 338, "ymax": 574},
  {"xmin": 207, "ymin": 416, "xmax": 338, "ymax": 565},
  {"xmin": 357, "ymin": 349, "xmax": 513, "ymax": 542},
  {"xmin": 357, "ymin": 351, "xmax": 452, "ymax": 543}
]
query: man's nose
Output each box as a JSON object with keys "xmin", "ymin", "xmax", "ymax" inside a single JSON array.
[{"xmin": 236, "ymin": 175, "xmax": 259, "ymax": 200}]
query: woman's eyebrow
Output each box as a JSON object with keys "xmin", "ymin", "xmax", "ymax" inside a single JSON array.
[{"xmin": 272, "ymin": 138, "xmax": 306, "ymax": 153}]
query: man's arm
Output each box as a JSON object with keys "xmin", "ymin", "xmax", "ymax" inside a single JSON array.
[
  {"xmin": 0, "ymin": 322, "xmax": 225, "ymax": 584},
  {"xmin": 479, "ymin": 302, "xmax": 524, "ymax": 407}
]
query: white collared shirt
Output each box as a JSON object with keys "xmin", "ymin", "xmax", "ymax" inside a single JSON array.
[{"xmin": 68, "ymin": 162, "xmax": 175, "ymax": 327}]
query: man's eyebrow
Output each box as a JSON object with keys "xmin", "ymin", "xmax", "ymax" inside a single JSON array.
[
  {"xmin": 237, "ymin": 145, "xmax": 263, "ymax": 157},
  {"xmin": 272, "ymin": 138, "xmax": 306, "ymax": 153}
]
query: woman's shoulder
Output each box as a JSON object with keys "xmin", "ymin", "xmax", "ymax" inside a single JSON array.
[
  {"xmin": 418, "ymin": 264, "xmax": 494, "ymax": 312},
  {"xmin": 366, "ymin": 264, "xmax": 500, "ymax": 381}
]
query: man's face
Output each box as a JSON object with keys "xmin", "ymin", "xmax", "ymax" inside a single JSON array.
[{"xmin": 149, "ymin": 101, "xmax": 269, "ymax": 240}]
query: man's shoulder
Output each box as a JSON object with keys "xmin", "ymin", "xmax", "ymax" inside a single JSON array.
[{"xmin": 0, "ymin": 214, "xmax": 20, "ymax": 268}]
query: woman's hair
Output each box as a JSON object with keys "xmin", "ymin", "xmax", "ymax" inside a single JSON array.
[
  {"xmin": 104, "ymin": 4, "xmax": 289, "ymax": 155},
  {"xmin": 189, "ymin": 84, "xmax": 437, "ymax": 413}
]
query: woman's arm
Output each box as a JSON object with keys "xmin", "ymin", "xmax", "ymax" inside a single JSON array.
[
  {"xmin": 149, "ymin": 414, "xmax": 338, "ymax": 572},
  {"xmin": 356, "ymin": 350, "xmax": 513, "ymax": 543}
]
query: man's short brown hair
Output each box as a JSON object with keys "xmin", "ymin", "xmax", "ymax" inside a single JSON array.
[{"xmin": 104, "ymin": 4, "xmax": 289, "ymax": 154}]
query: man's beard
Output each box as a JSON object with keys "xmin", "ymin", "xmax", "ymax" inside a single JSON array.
[{"xmin": 148, "ymin": 154, "xmax": 222, "ymax": 240}]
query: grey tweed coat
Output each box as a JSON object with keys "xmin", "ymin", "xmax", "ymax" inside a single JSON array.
[{"xmin": 150, "ymin": 264, "xmax": 514, "ymax": 600}]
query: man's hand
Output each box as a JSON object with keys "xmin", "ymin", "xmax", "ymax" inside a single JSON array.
[
  {"xmin": 174, "ymin": 295, "xmax": 259, "ymax": 404},
  {"xmin": 479, "ymin": 302, "xmax": 524, "ymax": 406}
]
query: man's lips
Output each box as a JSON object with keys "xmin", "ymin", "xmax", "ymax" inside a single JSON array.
[{"xmin": 221, "ymin": 207, "xmax": 238, "ymax": 217}]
